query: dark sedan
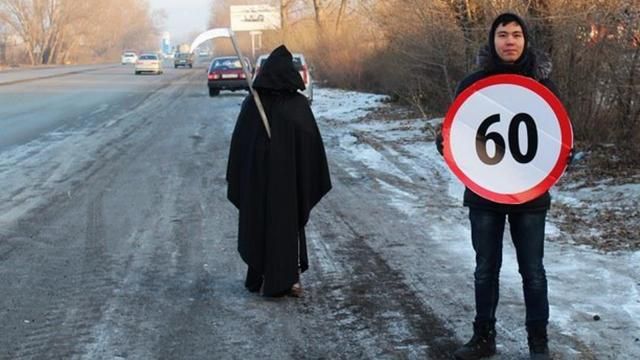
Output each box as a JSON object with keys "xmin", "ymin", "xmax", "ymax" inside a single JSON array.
[{"xmin": 207, "ymin": 56, "xmax": 251, "ymax": 97}]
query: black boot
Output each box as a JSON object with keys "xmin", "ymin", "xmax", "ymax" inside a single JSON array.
[
  {"xmin": 454, "ymin": 321, "xmax": 497, "ymax": 360},
  {"xmin": 527, "ymin": 324, "xmax": 550, "ymax": 360}
]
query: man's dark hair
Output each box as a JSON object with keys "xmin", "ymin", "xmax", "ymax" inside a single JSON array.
[{"xmin": 495, "ymin": 13, "xmax": 525, "ymax": 29}]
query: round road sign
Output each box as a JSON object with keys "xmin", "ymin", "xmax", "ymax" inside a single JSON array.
[{"xmin": 443, "ymin": 74, "xmax": 573, "ymax": 204}]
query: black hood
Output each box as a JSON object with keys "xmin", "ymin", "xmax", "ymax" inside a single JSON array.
[
  {"xmin": 252, "ymin": 45, "xmax": 305, "ymax": 92},
  {"xmin": 479, "ymin": 12, "xmax": 552, "ymax": 79}
]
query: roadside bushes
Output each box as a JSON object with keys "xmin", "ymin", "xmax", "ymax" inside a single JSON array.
[{"xmin": 267, "ymin": 0, "xmax": 640, "ymax": 161}]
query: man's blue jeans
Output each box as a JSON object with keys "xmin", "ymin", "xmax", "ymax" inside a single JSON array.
[{"xmin": 468, "ymin": 208, "xmax": 549, "ymax": 326}]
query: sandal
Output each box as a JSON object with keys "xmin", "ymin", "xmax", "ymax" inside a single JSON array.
[{"xmin": 289, "ymin": 282, "xmax": 303, "ymax": 298}]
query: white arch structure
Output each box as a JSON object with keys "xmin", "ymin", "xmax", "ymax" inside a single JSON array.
[
  {"xmin": 189, "ymin": 28, "xmax": 232, "ymax": 54},
  {"xmin": 190, "ymin": 28, "xmax": 271, "ymax": 138}
]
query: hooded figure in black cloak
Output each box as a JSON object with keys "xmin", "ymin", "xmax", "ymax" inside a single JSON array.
[{"xmin": 226, "ymin": 45, "xmax": 332, "ymax": 297}]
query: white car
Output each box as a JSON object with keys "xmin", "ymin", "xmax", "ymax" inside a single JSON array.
[
  {"xmin": 254, "ymin": 53, "xmax": 313, "ymax": 103},
  {"xmin": 134, "ymin": 53, "xmax": 163, "ymax": 75},
  {"xmin": 121, "ymin": 52, "xmax": 137, "ymax": 65}
]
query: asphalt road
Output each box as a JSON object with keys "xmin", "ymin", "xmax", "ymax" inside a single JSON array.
[{"xmin": 0, "ymin": 64, "xmax": 606, "ymax": 359}]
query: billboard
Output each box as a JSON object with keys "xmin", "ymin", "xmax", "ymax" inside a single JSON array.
[{"xmin": 230, "ymin": 5, "xmax": 281, "ymax": 32}]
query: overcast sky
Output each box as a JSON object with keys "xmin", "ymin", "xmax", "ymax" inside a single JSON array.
[{"xmin": 149, "ymin": 0, "xmax": 211, "ymax": 44}]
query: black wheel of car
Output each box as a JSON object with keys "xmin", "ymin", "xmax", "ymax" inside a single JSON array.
[
  {"xmin": 209, "ymin": 88, "xmax": 220, "ymax": 97},
  {"xmin": 135, "ymin": 71, "xmax": 140, "ymax": 75},
  {"xmin": 174, "ymin": 65, "xmax": 178, "ymax": 68}
]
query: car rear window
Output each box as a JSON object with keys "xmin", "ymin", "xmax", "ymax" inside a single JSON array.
[
  {"xmin": 124, "ymin": 53, "xmax": 136, "ymax": 57},
  {"xmin": 293, "ymin": 58, "xmax": 303, "ymax": 71},
  {"xmin": 211, "ymin": 58, "xmax": 244, "ymax": 70},
  {"xmin": 139, "ymin": 55, "xmax": 157, "ymax": 60}
]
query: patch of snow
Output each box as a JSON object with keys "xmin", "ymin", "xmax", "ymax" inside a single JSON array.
[
  {"xmin": 344, "ymin": 142, "xmax": 413, "ymax": 183},
  {"xmin": 313, "ymin": 88, "xmax": 387, "ymax": 121},
  {"xmin": 376, "ymin": 178, "xmax": 420, "ymax": 216}
]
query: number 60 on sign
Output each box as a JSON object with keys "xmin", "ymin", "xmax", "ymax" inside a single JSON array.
[{"xmin": 442, "ymin": 74, "xmax": 573, "ymax": 204}]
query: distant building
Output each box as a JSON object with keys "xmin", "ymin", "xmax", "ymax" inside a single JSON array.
[{"xmin": 161, "ymin": 32, "xmax": 171, "ymax": 55}]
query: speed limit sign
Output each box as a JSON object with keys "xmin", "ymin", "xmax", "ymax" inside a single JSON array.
[{"xmin": 443, "ymin": 74, "xmax": 573, "ymax": 204}]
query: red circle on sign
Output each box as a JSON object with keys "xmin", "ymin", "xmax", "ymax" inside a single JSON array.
[{"xmin": 443, "ymin": 74, "xmax": 573, "ymax": 204}]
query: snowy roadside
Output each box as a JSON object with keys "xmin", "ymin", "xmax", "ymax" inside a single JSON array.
[
  {"xmin": 552, "ymin": 149, "xmax": 640, "ymax": 252},
  {"xmin": 311, "ymin": 87, "xmax": 640, "ymax": 358}
]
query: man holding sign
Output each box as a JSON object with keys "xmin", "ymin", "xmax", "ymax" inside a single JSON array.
[{"xmin": 437, "ymin": 13, "xmax": 573, "ymax": 360}]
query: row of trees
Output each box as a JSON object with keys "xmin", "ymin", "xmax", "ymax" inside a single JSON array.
[
  {"xmin": 0, "ymin": 0, "xmax": 161, "ymax": 65},
  {"xmin": 208, "ymin": 0, "xmax": 640, "ymax": 157}
]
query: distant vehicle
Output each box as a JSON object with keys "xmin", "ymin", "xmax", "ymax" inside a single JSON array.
[
  {"xmin": 121, "ymin": 52, "xmax": 137, "ymax": 65},
  {"xmin": 207, "ymin": 56, "xmax": 252, "ymax": 97},
  {"xmin": 254, "ymin": 52, "xmax": 313, "ymax": 103},
  {"xmin": 174, "ymin": 52, "xmax": 193, "ymax": 68},
  {"xmin": 177, "ymin": 43, "xmax": 191, "ymax": 54},
  {"xmin": 135, "ymin": 53, "xmax": 163, "ymax": 75}
]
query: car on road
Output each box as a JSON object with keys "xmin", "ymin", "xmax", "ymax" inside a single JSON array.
[
  {"xmin": 121, "ymin": 52, "xmax": 137, "ymax": 65},
  {"xmin": 207, "ymin": 56, "xmax": 252, "ymax": 97},
  {"xmin": 134, "ymin": 53, "xmax": 163, "ymax": 75},
  {"xmin": 174, "ymin": 52, "xmax": 193, "ymax": 68},
  {"xmin": 254, "ymin": 52, "xmax": 313, "ymax": 103}
]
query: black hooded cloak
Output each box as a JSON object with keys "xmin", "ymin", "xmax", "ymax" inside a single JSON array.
[{"xmin": 226, "ymin": 45, "xmax": 332, "ymax": 296}]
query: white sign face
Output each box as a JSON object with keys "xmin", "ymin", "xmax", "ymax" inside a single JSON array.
[
  {"xmin": 230, "ymin": 5, "xmax": 281, "ymax": 32},
  {"xmin": 443, "ymin": 74, "xmax": 573, "ymax": 204}
]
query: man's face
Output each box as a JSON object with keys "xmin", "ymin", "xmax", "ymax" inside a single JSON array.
[{"xmin": 494, "ymin": 21, "xmax": 525, "ymax": 63}]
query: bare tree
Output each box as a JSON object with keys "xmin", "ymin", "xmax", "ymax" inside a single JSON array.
[
  {"xmin": 335, "ymin": 0, "xmax": 348, "ymax": 32},
  {"xmin": 208, "ymin": 0, "xmax": 230, "ymax": 28},
  {"xmin": 0, "ymin": 20, "xmax": 6, "ymax": 64},
  {"xmin": 528, "ymin": 0, "xmax": 554, "ymax": 53},
  {"xmin": 280, "ymin": 0, "xmax": 294, "ymax": 29},
  {"xmin": 311, "ymin": 0, "xmax": 331, "ymax": 30},
  {"xmin": 1, "ymin": 0, "xmax": 48, "ymax": 64},
  {"xmin": 0, "ymin": 0, "xmax": 158, "ymax": 65}
]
